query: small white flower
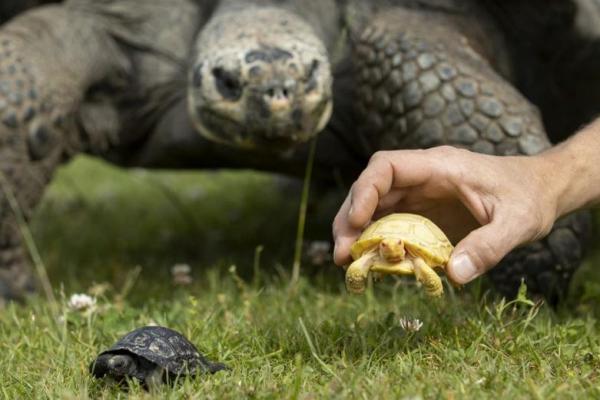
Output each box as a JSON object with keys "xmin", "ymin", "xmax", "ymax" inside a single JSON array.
[
  {"xmin": 171, "ymin": 263, "xmax": 193, "ymax": 286},
  {"xmin": 67, "ymin": 293, "xmax": 97, "ymax": 311},
  {"xmin": 399, "ymin": 317, "xmax": 423, "ymax": 333},
  {"xmin": 305, "ymin": 241, "xmax": 332, "ymax": 265}
]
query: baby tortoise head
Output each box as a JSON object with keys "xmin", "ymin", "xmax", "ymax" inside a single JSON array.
[
  {"xmin": 91, "ymin": 352, "xmax": 164, "ymax": 388},
  {"xmin": 345, "ymin": 213, "xmax": 455, "ymax": 297},
  {"xmin": 189, "ymin": 6, "xmax": 333, "ymax": 151}
]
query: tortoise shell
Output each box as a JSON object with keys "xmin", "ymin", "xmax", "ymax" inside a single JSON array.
[
  {"xmin": 350, "ymin": 213, "xmax": 453, "ymax": 266},
  {"xmin": 99, "ymin": 326, "xmax": 220, "ymax": 376}
]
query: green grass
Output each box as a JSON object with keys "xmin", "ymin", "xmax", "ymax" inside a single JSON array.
[{"xmin": 2, "ymin": 156, "xmax": 600, "ymax": 399}]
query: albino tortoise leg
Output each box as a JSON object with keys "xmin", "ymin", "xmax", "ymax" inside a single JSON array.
[
  {"xmin": 351, "ymin": 7, "xmax": 592, "ymax": 304},
  {"xmin": 345, "ymin": 251, "xmax": 377, "ymax": 294},
  {"xmin": 0, "ymin": 6, "xmax": 125, "ymax": 303},
  {"xmin": 412, "ymin": 257, "xmax": 443, "ymax": 297}
]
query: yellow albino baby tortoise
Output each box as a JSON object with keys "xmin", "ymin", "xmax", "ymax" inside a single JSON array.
[{"xmin": 345, "ymin": 213, "xmax": 454, "ymax": 296}]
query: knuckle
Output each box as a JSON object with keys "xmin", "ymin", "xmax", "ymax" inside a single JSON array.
[
  {"xmin": 427, "ymin": 146, "xmax": 465, "ymax": 177},
  {"xmin": 432, "ymin": 145, "xmax": 455, "ymax": 155},
  {"xmin": 429, "ymin": 145, "xmax": 462, "ymax": 159},
  {"xmin": 368, "ymin": 150, "xmax": 389, "ymax": 165}
]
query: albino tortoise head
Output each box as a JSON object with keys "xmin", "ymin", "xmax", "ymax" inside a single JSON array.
[{"xmin": 188, "ymin": 6, "xmax": 333, "ymax": 151}]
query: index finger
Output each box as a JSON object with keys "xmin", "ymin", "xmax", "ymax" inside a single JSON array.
[
  {"xmin": 332, "ymin": 193, "xmax": 361, "ymax": 266},
  {"xmin": 347, "ymin": 154, "xmax": 395, "ymax": 229},
  {"xmin": 349, "ymin": 150, "xmax": 432, "ymax": 229}
]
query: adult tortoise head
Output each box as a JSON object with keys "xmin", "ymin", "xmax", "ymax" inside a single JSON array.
[{"xmin": 189, "ymin": 5, "xmax": 333, "ymax": 150}]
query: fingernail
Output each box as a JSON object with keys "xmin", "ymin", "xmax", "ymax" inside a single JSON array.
[
  {"xmin": 348, "ymin": 206, "xmax": 354, "ymax": 216},
  {"xmin": 451, "ymin": 253, "xmax": 479, "ymax": 283}
]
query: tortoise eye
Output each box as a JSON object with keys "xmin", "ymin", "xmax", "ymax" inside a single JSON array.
[
  {"xmin": 212, "ymin": 67, "xmax": 243, "ymax": 101},
  {"xmin": 305, "ymin": 60, "xmax": 320, "ymax": 93}
]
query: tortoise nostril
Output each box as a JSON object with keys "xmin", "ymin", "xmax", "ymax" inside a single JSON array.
[
  {"xmin": 212, "ymin": 67, "xmax": 243, "ymax": 101},
  {"xmin": 308, "ymin": 60, "xmax": 320, "ymax": 77},
  {"xmin": 265, "ymin": 86, "xmax": 292, "ymax": 101}
]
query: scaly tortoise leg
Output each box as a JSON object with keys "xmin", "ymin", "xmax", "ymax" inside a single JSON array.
[
  {"xmin": 412, "ymin": 257, "xmax": 444, "ymax": 298},
  {"xmin": 0, "ymin": 6, "xmax": 125, "ymax": 303},
  {"xmin": 345, "ymin": 251, "xmax": 377, "ymax": 293},
  {"xmin": 351, "ymin": 6, "xmax": 592, "ymax": 304}
]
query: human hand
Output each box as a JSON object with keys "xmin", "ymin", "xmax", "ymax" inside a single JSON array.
[{"xmin": 332, "ymin": 146, "xmax": 561, "ymax": 284}]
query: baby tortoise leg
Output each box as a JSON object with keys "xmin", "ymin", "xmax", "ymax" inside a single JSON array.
[
  {"xmin": 345, "ymin": 251, "xmax": 377, "ymax": 293},
  {"xmin": 352, "ymin": 7, "xmax": 591, "ymax": 303},
  {"xmin": 0, "ymin": 6, "xmax": 125, "ymax": 303},
  {"xmin": 412, "ymin": 257, "xmax": 443, "ymax": 297}
]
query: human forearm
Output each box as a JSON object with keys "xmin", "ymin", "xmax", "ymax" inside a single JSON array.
[{"xmin": 540, "ymin": 118, "xmax": 600, "ymax": 217}]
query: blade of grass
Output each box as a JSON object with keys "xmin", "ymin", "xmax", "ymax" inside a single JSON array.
[
  {"xmin": 290, "ymin": 138, "xmax": 317, "ymax": 289},
  {"xmin": 253, "ymin": 245, "xmax": 264, "ymax": 288},
  {"xmin": 298, "ymin": 317, "xmax": 341, "ymax": 382}
]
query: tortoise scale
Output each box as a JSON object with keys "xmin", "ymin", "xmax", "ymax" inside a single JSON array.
[{"xmin": 346, "ymin": 213, "xmax": 454, "ymax": 296}]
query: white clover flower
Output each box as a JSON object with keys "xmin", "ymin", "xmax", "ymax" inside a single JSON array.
[
  {"xmin": 67, "ymin": 293, "xmax": 97, "ymax": 311},
  {"xmin": 306, "ymin": 241, "xmax": 332, "ymax": 265},
  {"xmin": 399, "ymin": 317, "xmax": 423, "ymax": 333},
  {"xmin": 171, "ymin": 263, "xmax": 193, "ymax": 286}
]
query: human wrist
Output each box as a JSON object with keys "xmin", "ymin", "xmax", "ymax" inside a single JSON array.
[
  {"xmin": 513, "ymin": 151, "xmax": 563, "ymax": 225},
  {"xmin": 530, "ymin": 149, "xmax": 570, "ymax": 220},
  {"xmin": 538, "ymin": 125, "xmax": 600, "ymax": 217}
]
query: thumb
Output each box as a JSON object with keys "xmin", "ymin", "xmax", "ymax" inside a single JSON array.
[{"xmin": 447, "ymin": 221, "xmax": 520, "ymax": 285}]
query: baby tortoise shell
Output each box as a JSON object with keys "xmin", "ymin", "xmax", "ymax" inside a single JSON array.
[
  {"xmin": 346, "ymin": 213, "xmax": 454, "ymax": 296},
  {"xmin": 90, "ymin": 326, "xmax": 227, "ymax": 387}
]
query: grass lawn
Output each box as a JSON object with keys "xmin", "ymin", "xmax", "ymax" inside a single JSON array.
[{"xmin": 1, "ymin": 156, "xmax": 600, "ymax": 399}]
